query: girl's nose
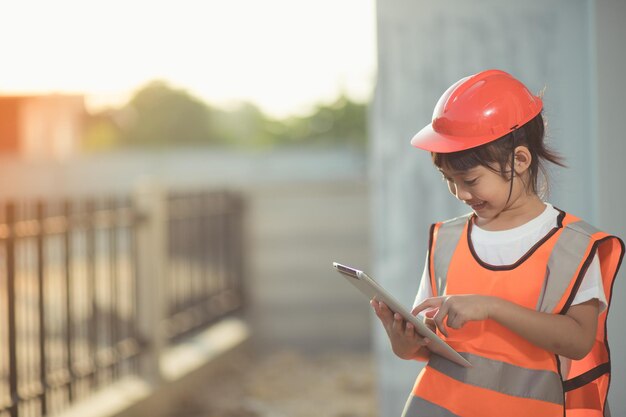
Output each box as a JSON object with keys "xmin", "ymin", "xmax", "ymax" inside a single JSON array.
[{"xmin": 453, "ymin": 184, "xmax": 472, "ymax": 201}]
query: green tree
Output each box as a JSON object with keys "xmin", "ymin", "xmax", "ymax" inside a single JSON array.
[
  {"xmin": 83, "ymin": 110, "xmax": 123, "ymax": 151},
  {"xmin": 82, "ymin": 80, "xmax": 368, "ymax": 151},
  {"xmin": 212, "ymin": 102, "xmax": 280, "ymax": 149},
  {"xmin": 119, "ymin": 80, "xmax": 216, "ymax": 147},
  {"xmin": 277, "ymin": 94, "xmax": 368, "ymax": 148}
]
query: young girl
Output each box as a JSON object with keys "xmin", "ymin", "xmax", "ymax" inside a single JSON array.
[{"xmin": 371, "ymin": 69, "xmax": 624, "ymax": 417}]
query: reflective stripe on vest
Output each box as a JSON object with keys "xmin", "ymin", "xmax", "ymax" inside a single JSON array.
[
  {"xmin": 429, "ymin": 352, "xmax": 564, "ymax": 404},
  {"xmin": 430, "ymin": 215, "xmax": 468, "ymax": 296},
  {"xmin": 405, "ymin": 363, "xmax": 564, "ymax": 417},
  {"xmin": 535, "ymin": 220, "xmax": 599, "ymax": 313},
  {"xmin": 402, "ymin": 397, "xmax": 461, "ymax": 417},
  {"xmin": 403, "ymin": 354, "xmax": 564, "ymax": 417}
]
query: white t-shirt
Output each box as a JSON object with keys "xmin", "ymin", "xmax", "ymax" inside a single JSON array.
[{"xmin": 412, "ymin": 203, "xmax": 606, "ymax": 376}]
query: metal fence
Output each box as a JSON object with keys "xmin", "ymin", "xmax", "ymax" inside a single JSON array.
[
  {"xmin": 165, "ymin": 191, "xmax": 245, "ymax": 342},
  {"xmin": 0, "ymin": 188, "xmax": 245, "ymax": 417}
]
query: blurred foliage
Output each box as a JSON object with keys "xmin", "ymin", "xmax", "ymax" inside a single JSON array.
[
  {"xmin": 121, "ymin": 80, "xmax": 218, "ymax": 147},
  {"xmin": 274, "ymin": 95, "xmax": 367, "ymax": 148},
  {"xmin": 84, "ymin": 80, "xmax": 368, "ymax": 151},
  {"xmin": 83, "ymin": 111, "xmax": 123, "ymax": 151}
]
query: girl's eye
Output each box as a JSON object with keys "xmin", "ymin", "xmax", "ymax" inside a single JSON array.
[{"xmin": 464, "ymin": 178, "xmax": 478, "ymax": 186}]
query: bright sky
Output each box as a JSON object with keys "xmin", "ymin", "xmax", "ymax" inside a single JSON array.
[{"xmin": 0, "ymin": 0, "xmax": 377, "ymax": 118}]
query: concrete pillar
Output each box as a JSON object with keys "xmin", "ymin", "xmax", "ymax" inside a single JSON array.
[
  {"xmin": 593, "ymin": 1, "xmax": 626, "ymax": 415},
  {"xmin": 371, "ymin": 1, "xmax": 625, "ymax": 415},
  {"xmin": 133, "ymin": 181, "xmax": 169, "ymax": 386}
]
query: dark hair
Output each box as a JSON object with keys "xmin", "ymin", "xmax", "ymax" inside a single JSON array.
[{"xmin": 431, "ymin": 113, "xmax": 565, "ymax": 197}]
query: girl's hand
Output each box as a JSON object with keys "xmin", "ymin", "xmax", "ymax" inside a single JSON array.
[
  {"xmin": 414, "ymin": 295, "xmax": 599, "ymax": 360},
  {"xmin": 370, "ymin": 299, "xmax": 430, "ymax": 360},
  {"xmin": 411, "ymin": 295, "xmax": 493, "ymax": 337}
]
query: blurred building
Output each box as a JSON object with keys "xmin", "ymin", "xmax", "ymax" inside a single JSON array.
[{"xmin": 0, "ymin": 94, "xmax": 85, "ymax": 158}]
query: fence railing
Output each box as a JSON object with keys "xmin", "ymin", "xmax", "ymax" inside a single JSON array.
[
  {"xmin": 0, "ymin": 187, "xmax": 245, "ymax": 417},
  {"xmin": 165, "ymin": 191, "xmax": 245, "ymax": 342}
]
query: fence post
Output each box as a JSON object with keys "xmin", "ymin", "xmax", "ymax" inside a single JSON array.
[
  {"xmin": 132, "ymin": 181, "xmax": 168, "ymax": 386},
  {"xmin": 6, "ymin": 203, "xmax": 19, "ymax": 417}
]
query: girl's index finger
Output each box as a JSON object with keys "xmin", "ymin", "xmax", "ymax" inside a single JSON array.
[
  {"xmin": 411, "ymin": 296, "xmax": 444, "ymax": 316},
  {"xmin": 432, "ymin": 302, "xmax": 450, "ymax": 337}
]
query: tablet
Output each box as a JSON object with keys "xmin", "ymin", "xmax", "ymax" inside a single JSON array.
[{"xmin": 333, "ymin": 262, "xmax": 471, "ymax": 368}]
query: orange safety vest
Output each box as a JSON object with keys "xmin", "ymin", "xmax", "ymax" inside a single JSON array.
[{"xmin": 402, "ymin": 209, "xmax": 624, "ymax": 417}]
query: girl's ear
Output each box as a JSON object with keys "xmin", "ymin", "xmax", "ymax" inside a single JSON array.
[{"xmin": 513, "ymin": 146, "xmax": 532, "ymax": 174}]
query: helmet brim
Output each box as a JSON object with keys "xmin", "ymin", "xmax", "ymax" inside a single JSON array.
[{"xmin": 410, "ymin": 124, "xmax": 499, "ymax": 153}]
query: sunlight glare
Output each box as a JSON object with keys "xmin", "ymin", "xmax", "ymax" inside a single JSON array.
[{"xmin": 0, "ymin": 0, "xmax": 376, "ymax": 117}]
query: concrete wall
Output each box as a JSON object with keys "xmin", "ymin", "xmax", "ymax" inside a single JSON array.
[
  {"xmin": 0, "ymin": 148, "xmax": 366, "ymax": 199},
  {"xmin": 371, "ymin": 1, "xmax": 626, "ymax": 415},
  {"xmin": 245, "ymin": 180, "xmax": 372, "ymax": 354},
  {"xmin": 594, "ymin": 0, "xmax": 626, "ymax": 413}
]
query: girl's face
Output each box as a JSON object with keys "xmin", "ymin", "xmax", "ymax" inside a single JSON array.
[{"xmin": 439, "ymin": 163, "xmax": 528, "ymax": 223}]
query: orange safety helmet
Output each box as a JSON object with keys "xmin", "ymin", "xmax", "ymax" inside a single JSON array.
[{"xmin": 410, "ymin": 69, "xmax": 543, "ymax": 153}]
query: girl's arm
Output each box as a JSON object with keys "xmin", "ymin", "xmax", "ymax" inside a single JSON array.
[{"xmin": 412, "ymin": 295, "xmax": 599, "ymax": 360}]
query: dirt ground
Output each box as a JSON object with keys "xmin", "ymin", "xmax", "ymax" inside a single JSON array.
[{"xmin": 168, "ymin": 347, "xmax": 378, "ymax": 417}]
